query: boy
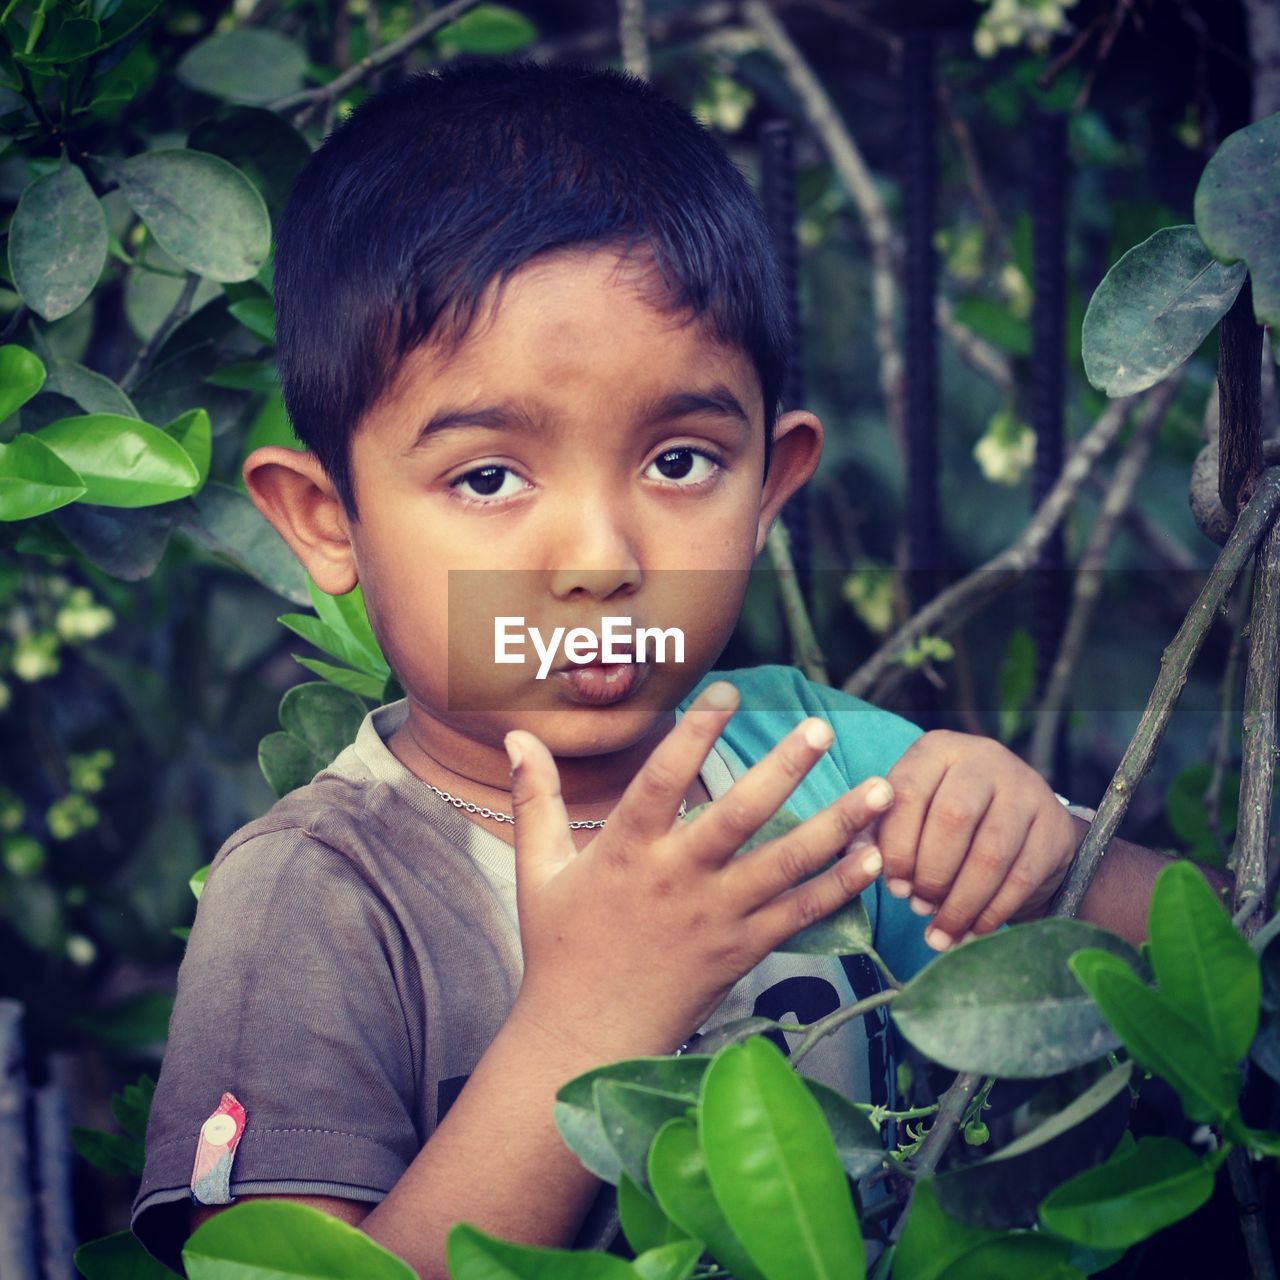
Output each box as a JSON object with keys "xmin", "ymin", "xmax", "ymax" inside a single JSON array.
[{"xmin": 132, "ymin": 60, "xmax": 1189, "ymax": 1277}]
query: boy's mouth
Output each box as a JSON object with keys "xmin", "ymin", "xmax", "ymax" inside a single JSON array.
[{"xmin": 553, "ymin": 659, "xmax": 647, "ymax": 706}]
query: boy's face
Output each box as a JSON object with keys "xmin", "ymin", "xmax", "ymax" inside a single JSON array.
[{"xmin": 254, "ymin": 247, "xmax": 821, "ymax": 782}]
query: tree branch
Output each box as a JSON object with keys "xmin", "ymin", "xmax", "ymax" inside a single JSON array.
[
  {"xmin": 270, "ymin": 0, "xmax": 482, "ymax": 118},
  {"xmin": 1050, "ymin": 466, "xmax": 1280, "ymax": 919},
  {"xmin": 844, "ymin": 391, "xmax": 1140, "ymax": 704},
  {"xmin": 1231, "ymin": 513, "xmax": 1280, "ymax": 934},
  {"xmin": 120, "ymin": 273, "xmax": 201, "ymax": 394},
  {"xmin": 766, "ymin": 520, "xmax": 830, "ymax": 685},
  {"xmin": 1030, "ymin": 378, "xmax": 1180, "ymax": 774}
]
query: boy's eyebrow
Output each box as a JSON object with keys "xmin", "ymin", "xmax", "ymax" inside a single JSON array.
[{"xmin": 409, "ymin": 385, "xmax": 753, "ymax": 450}]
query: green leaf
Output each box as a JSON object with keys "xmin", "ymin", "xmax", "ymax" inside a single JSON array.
[
  {"xmin": 618, "ymin": 1170, "xmax": 690, "ymax": 1255},
  {"xmin": 75, "ymin": 991, "xmax": 173, "ymax": 1049},
  {"xmin": 0, "ymin": 344, "xmax": 47, "ymax": 419},
  {"xmin": 648, "ymin": 1117, "xmax": 767, "ymax": 1280},
  {"xmin": 278, "ymin": 681, "xmax": 366, "ymax": 763},
  {"xmin": 34, "ymin": 414, "xmax": 200, "ymax": 507},
  {"xmin": 189, "ymin": 864, "xmax": 208, "ymax": 901},
  {"xmin": 206, "ymin": 359, "xmax": 278, "ymax": 391},
  {"xmin": 891, "ymin": 920, "xmax": 1141, "ymax": 1076},
  {"xmin": 1039, "ymin": 1136, "xmax": 1214, "ymax": 1248},
  {"xmin": 436, "ymin": 4, "xmax": 538, "ymax": 55},
  {"xmin": 555, "ymin": 1056, "xmax": 708, "ymax": 1184},
  {"xmin": 1195, "ymin": 112, "xmax": 1280, "ymax": 329},
  {"xmin": 632, "ymin": 1240, "xmax": 704, "ymax": 1280},
  {"xmin": 940, "ymin": 1236, "xmax": 1082, "ymax": 1280},
  {"xmin": 111, "ymin": 1073, "xmax": 156, "ymax": 1141},
  {"xmin": 114, "ymin": 150, "xmax": 271, "ymax": 282},
  {"xmin": 161, "ymin": 409, "xmax": 211, "ymax": 486},
  {"xmin": 280, "ymin": 612, "xmax": 383, "ymax": 676},
  {"xmin": 53, "ymin": 503, "xmax": 174, "ymax": 579},
  {"xmin": 803, "ymin": 1077, "xmax": 885, "ymax": 1179},
  {"xmin": 997, "ymin": 627, "xmax": 1036, "ymax": 742},
  {"xmin": 594, "ymin": 1080, "xmax": 693, "ymax": 1192},
  {"xmin": 293, "ymin": 655, "xmax": 389, "ymax": 700},
  {"xmin": 894, "ymin": 1180, "xmax": 1003, "ymax": 1280},
  {"xmin": 43, "ymin": 359, "xmax": 139, "ymax": 417},
  {"xmin": 951, "ymin": 296, "xmax": 1032, "ymax": 356},
  {"xmin": 700, "ymin": 1037, "xmax": 863, "ymax": 1280},
  {"xmin": 1164, "ymin": 762, "xmax": 1236, "ymax": 857},
  {"xmin": 70, "ymin": 1125, "xmax": 145, "ymax": 1176},
  {"xmin": 933, "ymin": 1063, "xmax": 1133, "ymax": 1229},
  {"xmin": 228, "ymin": 297, "xmax": 277, "ymax": 343},
  {"xmin": 1082, "ymin": 226, "xmax": 1246, "ymax": 396},
  {"xmin": 179, "ymin": 482, "xmax": 310, "ymax": 603},
  {"xmin": 185, "ymin": 1200, "xmax": 416, "ymax": 1279},
  {"xmin": 7, "ymin": 162, "xmax": 107, "ymax": 319},
  {"xmin": 188, "ymin": 107, "xmax": 311, "ymax": 225},
  {"xmin": 75, "ymin": 1229, "xmax": 175, "ymax": 1280},
  {"xmin": 15, "ymin": 13, "xmax": 100, "ymax": 65},
  {"xmin": 445, "ymin": 1223, "xmax": 635, "ymax": 1280},
  {"xmin": 0, "ymin": 433, "xmax": 86, "ymax": 520},
  {"xmin": 1069, "ymin": 949, "xmax": 1241, "ymax": 1123},
  {"xmin": 178, "ymin": 28, "xmax": 308, "ymax": 105},
  {"xmin": 258, "ymin": 729, "xmax": 324, "ymax": 798},
  {"xmin": 98, "ymin": 0, "xmax": 164, "ymax": 51},
  {"xmin": 1148, "ymin": 861, "xmax": 1259, "ymax": 1065},
  {"xmin": 307, "ymin": 579, "xmax": 387, "ymax": 673}
]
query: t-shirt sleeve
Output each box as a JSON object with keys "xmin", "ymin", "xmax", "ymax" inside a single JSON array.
[{"xmin": 131, "ymin": 829, "xmax": 421, "ymax": 1274}]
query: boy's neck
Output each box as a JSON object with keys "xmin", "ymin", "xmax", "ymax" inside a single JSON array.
[{"xmin": 386, "ymin": 701, "xmax": 696, "ymax": 820}]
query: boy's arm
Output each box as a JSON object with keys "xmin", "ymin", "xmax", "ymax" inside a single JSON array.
[{"xmin": 179, "ymin": 683, "xmax": 895, "ymax": 1278}]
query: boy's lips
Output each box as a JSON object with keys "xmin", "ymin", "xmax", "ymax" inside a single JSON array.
[{"xmin": 554, "ymin": 660, "xmax": 647, "ymax": 706}]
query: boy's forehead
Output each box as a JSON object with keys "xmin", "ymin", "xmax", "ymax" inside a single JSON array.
[{"xmin": 383, "ymin": 247, "xmax": 762, "ymax": 420}]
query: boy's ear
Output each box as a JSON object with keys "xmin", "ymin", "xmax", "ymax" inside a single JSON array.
[
  {"xmin": 754, "ymin": 409, "xmax": 824, "ymax": 557},
  {"xmin": 242, "ymin": 447, "xmax": 358, "ymax": 596}
]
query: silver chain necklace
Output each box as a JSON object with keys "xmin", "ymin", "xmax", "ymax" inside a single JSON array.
[{"xmin": 423, "ymin": 780, "xmax": 688, "ymax": 830}]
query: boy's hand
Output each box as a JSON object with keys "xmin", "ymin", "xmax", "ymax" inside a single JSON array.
[
  {"xmin": 877, "ymin": 730, "xmax": 1084, "ymax": 951},
  {"xmin": 502, "ymin": 681, "xmax": 892, "ymax": 1056}
]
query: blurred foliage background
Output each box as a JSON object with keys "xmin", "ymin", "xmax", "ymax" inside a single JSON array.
[{"xmin": 0, "ymin": 0, "xmax": 1274, "ymax": 1257}]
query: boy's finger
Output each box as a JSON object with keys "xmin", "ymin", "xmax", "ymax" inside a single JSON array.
[
  {"xmin": 877, "ymin": 749, "xmax": 955, "ymax": 900},
  {"xmin": 750, "ymin": 842, "xmax": 883, "ymax": 953},
  {"xmin": 920, "ymin": 807, "xmax": 1035, "ymax": 949},
  {"xmin": 730, "ymin": 777, "xmax": 889, "ymax": 907},
  {"xmin": 506, "ymin": 730, "xmax": 577, "ymax": 895},
  {"xmin": 906, "ymin": 774, "xmax": 995, "ymax": 908},
  {"xmin": 957, "ymin": 815, "xmax": 1066, "ymax": 943},
  {"xmin": 610, "ymin": 680, "xmax": 740, "ymax": 841}
]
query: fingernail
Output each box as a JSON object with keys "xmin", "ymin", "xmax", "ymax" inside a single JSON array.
[
  {"xmin": 504, "ymin": 733, "xmax": 523, "ymax": 774},
  {"xmin": 909, "ymin": 896, "xmax": 936, "ymax": 917},
  {"xmin": 926, "ymin": 928, "xmax": 954, "ymax": 952},
  {"xmin": 885, "ymin": 877, "xmax": 912, "ymax": 898},
  {"xmin": 960, "ymin": 931, "xmax": 977, "ymax": 944},
  {"xmin": 860, "ymin": 847, "xmax": 883, "ymax": 876},
  {"xmin": 866, "ymin": 781, "xmax": 893, "ymax": 810},
  {"xmin": 803, "ymin": 718, "xmax": 833, "ymax": 750},
  {"xmin": 704, "ymin": 680, "xmax": 738, "ymax": 710}
]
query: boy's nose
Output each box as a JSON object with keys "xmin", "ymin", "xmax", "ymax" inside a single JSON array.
[{"xmin": 546, "ymin": 496, "xmax": 642, "ymax": 600}]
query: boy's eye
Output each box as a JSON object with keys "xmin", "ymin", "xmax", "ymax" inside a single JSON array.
[
  {"xmin": 450, "ymin": 465, "xmax": 529, "ymax": 502},
  {"xmin": 646, "ymin": 447, "xmax": 720, "ymax": 486}
]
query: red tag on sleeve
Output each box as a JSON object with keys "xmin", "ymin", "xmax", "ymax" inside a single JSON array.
[{"xmin": 190, "ymin": 1092, "xmax": 246, "ymax": 1206}]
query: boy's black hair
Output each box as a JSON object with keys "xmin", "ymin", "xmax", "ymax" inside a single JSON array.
[{"xmin": 274, "ymin": 60, "xmax": 791, "ymax": 514}]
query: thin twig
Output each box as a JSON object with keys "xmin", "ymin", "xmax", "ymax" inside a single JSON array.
[
  {"xmin": 1050, "ymin": 466, "xmax": 1280, "ymax": 919},
  {"xmin": 789, "ymin": 988, "xmax": 897, "ymax": 1067},
  {"xmin": 1231, "ymin": 514, "xmax": 1280, "ymax": 934},
  {"xmin": 844, "ymin": 392, "xmax": 1140, "ymax": 704},
  {"xmin": 765, "ymin": 520, "xmax": 830, "ymax": 685},
  {"xmin": 119, "ymin": 273, "xmax": 201, "ymax": 394},
  {"xmin": 938, "ymin": 79, "xmax": 1010, "ymax": 265},
  {"xmin": 743, "ymin": 0, "xmax": 906, "ymax": 447},
  {"xmin": 1204, "ymin": 566, "xmax": 1251, "ymax": 861},
  {"xmin": 1083, "ymin": 470, "xmax": 1201, "ymax": 574},
  {"xmin": 889, "ymin": 1070, "xmax": 984, "ymax": 1240},
  {"xmin": 619, "ymin": 0, "xmax": 650, "ymax": 79},
  {"xmin": 1030, "ymin": 378, "xmax": 1180, "ymax": 774},
  {"xmin": 1227, "ymin": 1145, "xmax": 1279, "ymax": 1280},
  {"xmin": 270, "ymin": 0, "xmax": 482, "ymax": 118},
  {"xmin": 937, "ymin": 297, "xmax": 1014, "ymax": 394}
]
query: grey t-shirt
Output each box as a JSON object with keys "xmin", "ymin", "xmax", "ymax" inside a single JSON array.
[{"xmin": 132, "ymin": 695, "xmax": 901, "ymax": 1272}]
